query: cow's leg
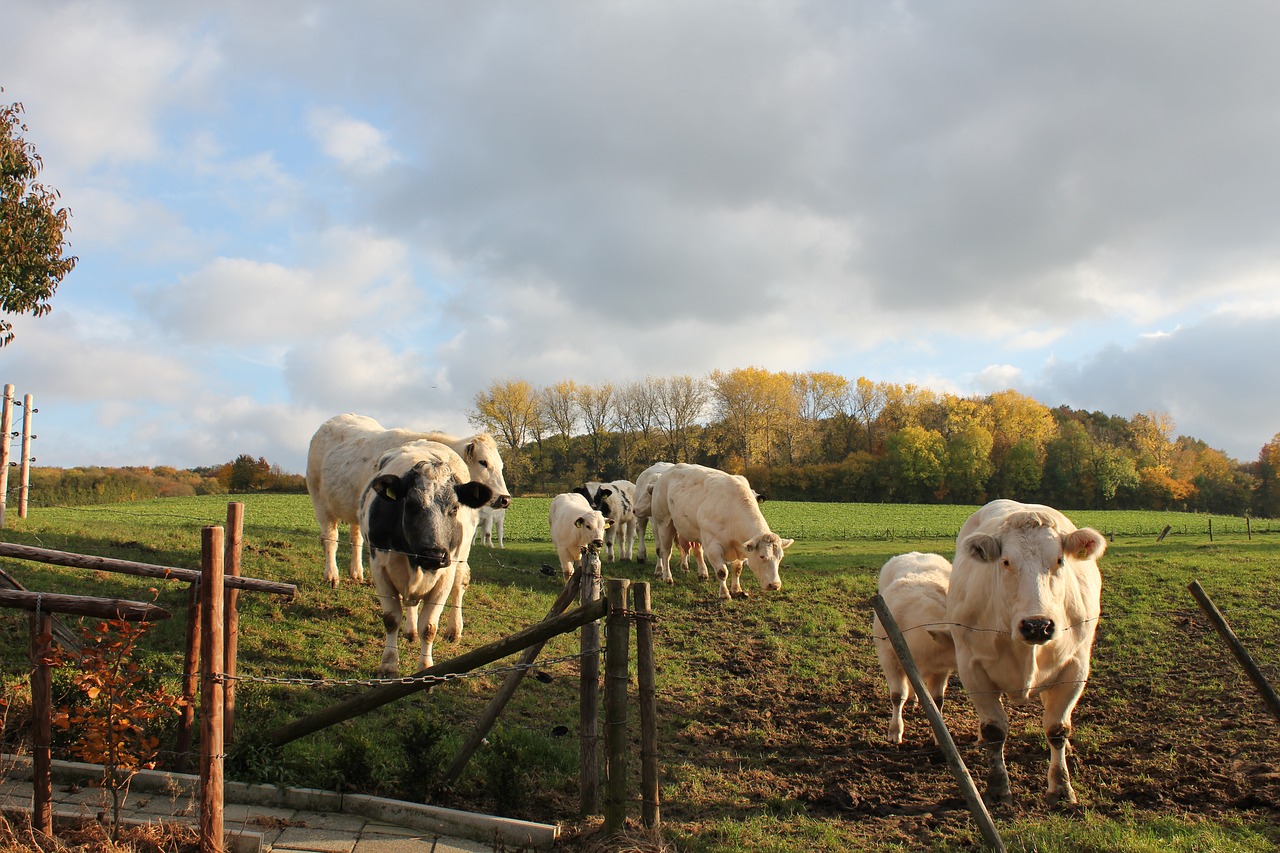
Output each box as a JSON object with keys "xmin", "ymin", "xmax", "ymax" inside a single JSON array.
[
  {"xmin": 965, "ymin": 667, "xmax": 1013, "ymax": 806},
  {"xmin": 319, "ymin": 517, "xmax": 342, "ymax": 588},
  {"xmin": 636, "ymin": 517, "xmax": 649, "ymax": 563},
  {"xmin": 495, "ymin": 514, "xmax": 504, "ymax": 548},
  {"xmin": 654, "ymin": 521, "xmax": 676, "ymax": 584},
  {"xmin": 704, "ymin": 543, "xmax": 733, "ymax": 600},
  {"xmin": 729, "ymin": 560, "xmax": 748, "ymax": 599},
  {"xmin": 691, "ymin": 542, "xmax": 708, "ymax": 578},
  {"xmin": 1041, "ymin": 670, "xmax": 1088, "ymax": 805},
  {"xmin": 415, "ymin": 567, "xmax": 456, "ymax": 671},
  {"xmin": 886, "ymin": 676, "xmax": 909, "ymax": 745},
  {"xmin": 923, "ymin": 669, "xmax": 951, "ymax": 745},
  {"xmin": 349, "ymin": 523, "xmax": 365, "ymax": 583},
  {"xmin": 372, "ymin": 569, "xmax": 403, "ymax": 677},
  {"xmin": 442, "ymin": 561, "xmax": 470, "ymax": 642}
]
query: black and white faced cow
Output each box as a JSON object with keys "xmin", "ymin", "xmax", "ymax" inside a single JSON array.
[
  {"xmin": 947, "ymin": 499, "xmax": 1106, "ymax": 807},
  {"xmin": 573, "ymin": 480, "xmax": 637, "ymax": 562},
  {"xmin": 360, "ymin": 440, "xmax": 492, "ymax": 676}
]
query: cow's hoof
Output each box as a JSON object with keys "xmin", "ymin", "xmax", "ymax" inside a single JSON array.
[
  {"xmin": 375, "ymin": 665, "xmax": 399, "ymax": 678},
  {"xmin": 982, "ymin": 791, "xmax": 1014, "ymax": 810},
  {"xmin": 732, "ymin": 590, "xmax": 750, "ymax": 600},
  {"xmin": 441, "ymin": 628, "xmax": 461, "ymax": 643},
  {"xmin": 404, "ymin": 632, "xmax": 419, "ymax": 645},
  {"xmin": 326, "ymin": 578, "xmax": 339, "ymax": 589},
  {"xmin": 1047, "ymin": 788, "xmax": 1079, "ymax": 808}
]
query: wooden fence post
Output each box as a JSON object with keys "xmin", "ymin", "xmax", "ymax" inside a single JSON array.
[
  {"xmin": 199, "ymin": 526, "xmax": 225, "ymax": 853},
  {"xmin": 29, "ymin": 608, "xmax": 53, "ymax": 837},
  {"xmin": 18, "ymin": 393, "xmax": 33, "ymax": 519},
  {"xmin": 580, "ymin": 547, "xmax": 602, "ymax": 816},
  {"xmin": 603, "ymin": 578, "xmax": 631, "ymax": 836},
  {"xmin": 176, "ymin": 582, "xmax": 201, "ymax": 773},
  {"xmin": 0, "ymin": 384, "xmax": 12, "ymax": 528},
  {"xmin": 872, "ymin": 594, "xmax": 1007, "ymax": 853},
  {"xmin": 632, "ymin": 582, "xmax": 660, "ymax": 828},
  {"xmin": 1189, "ymin": 580, "xmax": 1280, "ymax": 727},
  {"xmin": 223, "ymin": 502, "xmax": 243, "ymax": 745}
]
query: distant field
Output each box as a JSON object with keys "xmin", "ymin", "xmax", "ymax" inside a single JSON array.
[{"xmin": 2, "ymin": 494, "xmax": 1278, "ymax": 852}]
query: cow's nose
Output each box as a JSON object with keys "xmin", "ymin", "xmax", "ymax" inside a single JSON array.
[
  {"xmin": 411, "ymin": 548, "xmax": 451, "ymax": 571},
  {"xmin": 765, "ymin": 581, "xmax": 782, "ymax": 591},
  {"xmin": 493, "ymin": 494, "xmax": 512, "ymax": 509},
  {"xmin": 591, "ymin": 538, "xmax": 604, "ymax": 548},
  {"xmin": 1018, "ymin": 618, "xmax": 1056, "ymax": 644}
]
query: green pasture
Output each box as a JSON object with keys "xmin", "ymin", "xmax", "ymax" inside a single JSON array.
[{"xmin": 1, "ymin": 495, "xmax": 1278, "ymax": 852}]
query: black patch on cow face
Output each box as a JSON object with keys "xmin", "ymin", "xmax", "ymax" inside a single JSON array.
[{"xmin": 365, "ymin": 469, "xmax": 464, "ymax": 573}]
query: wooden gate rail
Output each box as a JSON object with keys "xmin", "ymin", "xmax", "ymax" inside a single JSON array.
[{"xmin": 1, "ymin": 589, "xmax": 170, "ymax": 839}]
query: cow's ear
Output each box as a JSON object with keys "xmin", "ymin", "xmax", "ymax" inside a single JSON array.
[
  {"xmin": 964, "ymin": 533, "xmax": 1001, "ymax": 562},
  {"xmin": 371, "ymin": 474, "xmax": 402, "ymax": 501},
  {"xmin": 743, "ymin": 537, "xmax": 758, "ymax": 553},
  {"xmin": 603, "ymin": 517, "xmax": 613, "ymax": 529},
  {"xmin": 598, "ymin": 488, "xmax": 613, "ymax": 500},
  {"xmin": 575, "ymin": 516, "xmax": 586, "ymax": 529},
  {"xmin": 780, "ymin": 538, "xmax": 795, "ymax": 549},
  {"xmin": 755, "ymin": 492, "xmax": 767, "ymax": 503},
  {"xmin": 464, "ymin": 441, "xmax": 477, "ymax": 461},
  {"xmin": 456, "ymin": 482, "xmax": 493, "ymax": 509},
  {"xmin": 1064, "ymin": 528, "xmax": 1107, "ymax": 561}
]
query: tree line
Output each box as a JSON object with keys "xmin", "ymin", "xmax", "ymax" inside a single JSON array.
[
  {"xmin": 468, "ymin": 369, "xmax": 1280, "ymax": 518},
  {"xmin": 23, "ymin": 456, "xmax": 306, "ymax": 506}
]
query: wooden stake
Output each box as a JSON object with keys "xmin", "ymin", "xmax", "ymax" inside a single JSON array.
[
  {"xmin": 442, "ymin": 564, "xmax": 585, "ymax": 788},
  {"xmin": 199, "ymin": 526, "xmax": 225, "ymax": 853},
  {"xmin": 603, "ymin": 578, "xmax": 631, "ymax": 836},
  {"xmin": 223, "ymin": 502, "xmax": 243, "ymax": 745},
  {"xmin": 18, "ymin": 394, "xmax": 32, "ymax": 519},
  {"xmin": 29, "ymin": 610, "xmax": 53, "ymax": 838},
  {"xmin": 633, "ymin": 582, "xmax": 660, "ymax": 828},
  {"xmin": 0, "ymin": 384, "xmax": 12, "ymax": 528},
  {"xmin": 176, "ymin": 582, "xmax": 200, "ymax": 774},
  {"xmin": 580, "ymin": 548, "xmax": 602, "ymax": 816},
  {"xmin": 872, "ymin": 594, "xmax": 1006, "ymax": 853},
  {"xmin": 1189, "ymin": 580, "xmax": 1280, "ymax": 726}
]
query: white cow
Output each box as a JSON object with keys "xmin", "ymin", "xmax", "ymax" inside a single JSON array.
[
  {"xmin": 651, "ymin": 463, "xmax": 793, "ymax": 600},
  {"xmin": 306, "ymin": 413, "xmax": 512, "ymax": 588},
  {"xmin": 359, "ymin": 440, "xmax": 492, "ymax": 675},
  {"xmin": 549, "ymin": 492, "xmax": 611, "ymax": 580},
  {"xmin": 632, "ymin": 462, "xmax": 674, "ymax": 563},
  {"xmin": 473, "ymin": 505, "xmax": 506, "ymax": 548},
  {"xmin": 947, "ymin": 499, "xmax": 1106, "ymax": 806},
  {"xmin": 574, "ymin": 480, "xmax": 637, "ymax": 562},
  {"xmin": 872, "ymin": 552, "xmax": 956, "ymax": 744}
]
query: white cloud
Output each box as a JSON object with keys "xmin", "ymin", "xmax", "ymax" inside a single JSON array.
[{"xmin": 307, "ymin": 107, "xmax": 399, "ymax": 173}]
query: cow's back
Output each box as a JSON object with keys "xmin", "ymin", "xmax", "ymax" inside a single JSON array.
[
  {"xmin": 308, "ymin": 414, "xmax": 435, "ymax": 526},
  {"xmin": 660, "ymin": 463, "xmax": 760, "ymax": 544}
]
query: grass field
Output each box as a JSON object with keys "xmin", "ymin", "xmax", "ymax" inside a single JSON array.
[{"xmin": 2, "ymin": 495, "xmax": 1279, "ymax": 851}]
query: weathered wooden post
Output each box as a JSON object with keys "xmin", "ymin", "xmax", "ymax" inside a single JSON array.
[
  {"xmin": 30, "ymin": 605, "xmax": 53, "ymax": 837},
  {"xmin": 199, "ymin": 526, "xmax": 225, "ymax": 853},
  {"xmin": 223, "ymin": 502, "xmax": 243, "ymax": 744},
  {"xmin": 176, "ymin": 582, "xmax": 201, "ymax": 773},
  {"xmin": 632, "ymin": 582, "xmax": 660, "ymax": 828},
  {"xmin": 0, "ymin": 384, "xmax": 13, "ymax": 528},
  {"xmin": 1189, "ymin": 580, "xmax": 1280, "ymax": 727},
  {"xmin": 872, "ymin": 594, "xmax": 1007, "ymax": 853},
  {"xmin": 18, "ymin": 393, "xmax": 33, "ymax": 519},
  {"xmin": 580, "ymin": 547, "xmax": 602, "ymax": 815},
  {"xmin": 603, "ymin": 577, "xmax": 631, "ymax": 836}
]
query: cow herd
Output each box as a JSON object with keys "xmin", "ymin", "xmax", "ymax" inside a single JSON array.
[{"xmin": 304, "ymin": 413, "xmax": 1107, "ymax": 807}]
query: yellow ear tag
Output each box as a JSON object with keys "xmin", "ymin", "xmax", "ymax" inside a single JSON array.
[{"xmin": 386, "ymin": 486, "xmax": 398, "ymax": 501}]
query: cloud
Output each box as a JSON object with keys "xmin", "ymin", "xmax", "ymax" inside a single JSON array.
[{"xmin": 307, "ymin": 107, "xmax": 399, "ymax": 173}]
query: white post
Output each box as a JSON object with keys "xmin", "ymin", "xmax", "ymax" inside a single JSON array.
[{"xmin": 18, "ymin": 393, "xmax": 33, "ymax": 519}]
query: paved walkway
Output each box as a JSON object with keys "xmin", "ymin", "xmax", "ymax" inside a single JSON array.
[{"xmin": 1, "ymin": 755, "xmax": 558, "ymax": 852}]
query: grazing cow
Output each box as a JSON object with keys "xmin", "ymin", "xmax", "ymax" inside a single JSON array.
[
  {"xmin": 473, "ymin": 505, "xmax": 506, "ymax": 548},
  {"xmin": 872, "ymin": 552, "xmax": 956, "ymax": 744},
  {"xmin": 573, "ymin": 480, "xmax": 637, "ymax": 562},
  {"xmin": 549, "ymin": 492, "xmax": 611, "ymax": 579},
  {"xmin": 359, "ymin": 440, "xmax": 493, "ymax": 676},
  {"xmin": 306, "ymin": 413, "xmax": 512, "ymax": 588},
  {"xmin": 947, "ymin": 499, "xmax": 1106, "ymax": 806},
  {"xmin": 632, "ymin": 462, "xmax": 674, "ymax": 563},
  {"xmin": 651, "ymin": 463, "xmax": 793, "ymax": 600}
]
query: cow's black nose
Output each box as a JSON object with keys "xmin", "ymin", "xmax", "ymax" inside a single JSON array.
[
  {"xmin": 411, "ymin": 548, "xmax": 450, "ymax": 571},
  {"xmin": 1018, "ymin": 618, "xmax": 1056, "ymax": 644}
]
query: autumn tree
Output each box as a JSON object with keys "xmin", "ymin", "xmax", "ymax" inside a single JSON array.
[
  {"xmin": 790, "ymin": 371, "xmax": 848, "ymax": 464},
  {"xmin": 708, "ymin": 367, "xmax": 792, "ymax": 468},
  {"xmin": 847, "ymin": 376, "xmax": 886, "ymax": 452},
  {"xmin": 576, "ymin": 382, "xmax": 615, "ymax": 475},
  {"xmin": 886, "ymin": 424, "xmax": 945, "ymax": 502},
  {"xmin": 655, "ymin": 375, "xmax": 707, "ymax": 461},
  {"xmin": 470, "ymin": 379, "xmax": 540, "ymax": 486},
  {"xmin": 1252, "ymin": 432, "xmax": 1280, "ymax": 518},
  {"xmin": 1, "ymin": 96, "xmax": 77, "ymax": 345},
  {"xmin": 944, "ymin": 423, "xmax": 994, "ymax": 503}
]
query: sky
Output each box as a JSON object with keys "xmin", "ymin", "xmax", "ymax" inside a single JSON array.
[{"xmin": 3, "ymin": 0, "xmax": 1280, "ymax": 476}]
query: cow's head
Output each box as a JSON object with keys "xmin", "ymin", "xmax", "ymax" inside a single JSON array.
[
  {"xmin": 962, "ymin": 511, "xmax": 1106, "ymax": 645},
  {"xmin": 365, "ymin": 462, "xmax": 493, "ymax": 573},
  {"xmin": 574, "ymin": 510, "xmax": 612, "ymax": 551},
  {"xmin": 741, "ymin": 532, "xmax": 794, "ymax": 591},
  {"xmin": 464, "ymin": 434, "xmax": 512, "ymax": 509}
]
